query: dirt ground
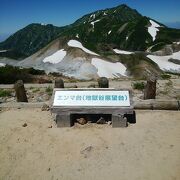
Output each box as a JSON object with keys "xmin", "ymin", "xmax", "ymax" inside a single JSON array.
[{"xmin": 0, "ymin": 109, "xmax": 180, "ymax": 180}]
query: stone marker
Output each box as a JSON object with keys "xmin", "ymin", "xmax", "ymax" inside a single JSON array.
[
  {"xmin": 51, "ymin": 89, "xmax": 135, "ymax": 128},
  {"xmin": 98, "ymin": 77, "xmax": 109, "ymax": 88},
  {"xmin": 56, "ymin": 114, "xmax": 73, "ymax": 127},
  {"xmin": 144, "ymin": 78, "xmax": 156, "ymax": 99},
  {"xmin": 54, "ymin": 78, "xmax": 64, "ymax": 88},
  {"xmin": 14, "ymin": 80, "xmax": 28, "ymax": 102},
  {"xmin": 112, "ymin": 115, "xmax": 127, "ymax": 128}
]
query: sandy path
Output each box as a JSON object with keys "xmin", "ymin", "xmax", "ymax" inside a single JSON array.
[{"xmin": 0, "ymin": 109, "xmax": 180, "ymax": 180}]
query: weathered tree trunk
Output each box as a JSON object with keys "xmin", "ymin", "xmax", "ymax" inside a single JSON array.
[
  {"xmin": 14, "ymin": 80, "xmax": 28, "ymax": 102},
  {"xmin": 144, "ymin": 79, "xmax": 156, "ymax": 99},
  {"xmin": 54, "ymin": 78, "xmax": 64, "ymax": 88},
  {"xmin": 98, "ymin": 77, "xmax": 109, "ymax": 88},
  {"xmin": 134, "ymin": 100, "xmax": 179, "ymax": 110}
]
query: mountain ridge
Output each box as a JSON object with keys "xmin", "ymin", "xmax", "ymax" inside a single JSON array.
[
  {"xmin": 0, "ymin": 4, "xmax": 180, "ymax": 80},
  {"xmin": 1, "ymin": 3, "xmax": 180, "ymax": 59}
]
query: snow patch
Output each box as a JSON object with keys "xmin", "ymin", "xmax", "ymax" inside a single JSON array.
[
  {"xmin": 108, "ymin": 30, "xmax": 112, "ymax": 35},
  {"xmin": 0, "ymin": 63, "xmax": 6, "ymax": 67},
  {"xmin": 150, "ymin": 20, "xmax": 161, "ymax": 28},
  {"xmin": 91, "ymin": 58, "xmax": 127, "ymax": 78},
  {"xmin": 0, "ymin": 50, "xmax": 7, "ymax": 53},
  {"xmin": 148, "ymin": 20, "xmax": 161, "ymax": 41},
  {"xmin": 90, "ymin": 14, "xmax": 96, "ymax": 20},
  {"xmin": 103, "ymin": 12, "xmax": 107, "ymax": 16},
  {"xmin": 147, "ymin": 51, "xmax": 180, "ymax": 72},
  {"xmin": 126, "ymin": 36, "xmax": 129, "ymax": 40},
  {"xmin": 68, "ymin": 40, "xmax": 99, "ymax": 56},
  {"xmin": 76, "ymin": 34, "xmax": 79, "ymax": 38},
  {"xmin": 113, "ymin": 49, "xmax": 133, "ymax": 55},
  {"xmin": 172, "ymin": 41, "xmax": 180, "ymax": 45},
  {"xmin": 91, "ymin": 19, "xmax": 101, "ymax": 29},
  {"xmin": 43, "ymin": 49, "xmax": 67, "ymax": 64}
]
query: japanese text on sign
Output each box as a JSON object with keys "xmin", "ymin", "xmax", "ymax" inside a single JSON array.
[{"xmin": 53, "ymin": 91, "xmax": 130, "ymax": 107}]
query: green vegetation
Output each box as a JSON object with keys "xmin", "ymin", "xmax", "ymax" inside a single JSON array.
[
  {"xmin": 0, "ymin": 65, "xmax": 45, "ymax": 84},
  {"xmin": 0, "ymin": 23, "xmax": 65, "ymax": 59},
  {"xmin": 164, "ymin": 71, "xmax": 180, "ymax": 76},
  {"xmin": 32, "ymin": 88, "xmax": 40, "ymax": 93},
  {"xmin": 150, "ymin": 42, "xmax": 166, "ymax": 52},
  {"xmin": 132, "ymin": 81, "xmax": 145, "ymax": 90},
  {"xmin": 0, "ymin": 89, "xmax": 12, "ymax": 97},
  {"xmin": 156, "ymin": 28, "xmax": 180, "ymax": 43},
  {"xmin": 0, "ymin": 50, "xmax": 26, "ymax": 60},
  {"xmin": 0, "ymin": 4, "xmax": 180, "ymax": 60},
  {"xmin": 27, "ymin": 68, "xmax": 45, "ymax": 75},
  {"xmin": 45, "ymin": 86, "xmax": 53, "ymax": 96},
  {"xmin": 161, "ymin": 73, "xmax": 171, "ymax": 79}
]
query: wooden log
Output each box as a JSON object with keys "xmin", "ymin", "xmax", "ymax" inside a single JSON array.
[
  {"xmin": 134, "ymin": 100, "xmax": 153, "ymax": 110},
  {"xmin": 54, "ymin": 78, "xmax": 64, "ymax": 88},
  {"xmin": 153, "ymin": 100, "xmax": 179, "ymax": 110},
  {"xmin": 134, "ymin": 100, "xmax": 179, "ymax": 110},
  {"xmin": 98, "ymin": 77, "xmax": 109, "ymax": 88},
  {"xmin": 144, "ymin": 79, "xmax": 156, "ymax": 99},
  {"xmin": 14, "ymin": 80, "xmax": 28, "ymax": 102}
]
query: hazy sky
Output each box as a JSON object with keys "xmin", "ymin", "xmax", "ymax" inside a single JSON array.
[{"xmin": 0, "ymin": 0, "xmax": 180, "ymax": 35}]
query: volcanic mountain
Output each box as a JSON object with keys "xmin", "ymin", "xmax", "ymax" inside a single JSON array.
[{"xmin": 0, "ymin": 4, "xmax": 180, "ymax": 79}]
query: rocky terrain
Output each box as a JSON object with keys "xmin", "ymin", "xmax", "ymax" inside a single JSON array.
[{"xmin": 0, "ymin": 78, "xmax": 179, "ymax": 105}]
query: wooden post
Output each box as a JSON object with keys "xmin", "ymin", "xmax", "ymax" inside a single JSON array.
[
  {"xmin": 14, "ymin": 80, "xmax": 28, "ymax": 102},
  {"xmin": 55, "ymin": 78, "xmax": 64, "ymax": 88},
  {"xmin": 144, "ymin": 78, "xmax": 157, "ymax": 99},
  {"xmin": 98, "ymin": 77, "xmax": 109, "ymax": 88},
  {"xmin": 112, "ymin": 115, "xmax": 127, "ymax": 128}
]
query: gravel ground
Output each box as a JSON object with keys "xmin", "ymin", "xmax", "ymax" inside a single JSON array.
[{"xmin": 0, "ymin": 109, "xmax": 180, "ymax": 180}]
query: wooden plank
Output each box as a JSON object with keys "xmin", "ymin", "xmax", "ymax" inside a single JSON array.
[{"xmin": 51, "ymin": 106, "xmax": 134, "ymax": 115}]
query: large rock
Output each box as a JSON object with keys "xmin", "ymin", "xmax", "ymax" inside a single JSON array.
[
  {"xmin": 76, "ymin": 118, "xmax": 87, "ymax": 125},
  {"xmin": 152, "ymin": 45, "xmax": 174, "ymax": 56}
]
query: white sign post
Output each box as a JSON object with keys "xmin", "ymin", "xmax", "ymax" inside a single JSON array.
[
  {"xmin": 51, "ymin": 89, "xmax": 135, "ymax": 128},
  {"xmin": 53, "ymin": 90, "xmax": 130, "ymax": 107}
]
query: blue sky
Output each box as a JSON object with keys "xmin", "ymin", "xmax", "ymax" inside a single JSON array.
[{"xmin": 0, "ymin": 0, "xmax": 180, "ymax": 39}]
